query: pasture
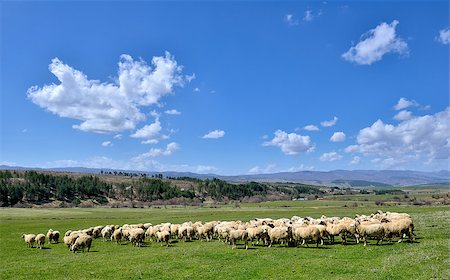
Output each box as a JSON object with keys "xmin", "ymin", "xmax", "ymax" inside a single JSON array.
[{"xmin": 1, "ymin": 201, "xmax": 449, "ymax": 279}]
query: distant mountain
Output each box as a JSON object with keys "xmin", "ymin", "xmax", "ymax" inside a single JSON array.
[{"xmin": 0, "ymin": 165, "xmax": 449, "ymax": 186}]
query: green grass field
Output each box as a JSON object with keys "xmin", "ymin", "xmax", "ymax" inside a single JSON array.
[{"xmin": 1, "ymin": 201, "xmax": 449, "ymax": 279}]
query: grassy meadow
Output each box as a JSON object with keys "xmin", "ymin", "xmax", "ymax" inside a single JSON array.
[{"xmin": 0, "ymin": 200, "xmax": 449, "ymax": 280}]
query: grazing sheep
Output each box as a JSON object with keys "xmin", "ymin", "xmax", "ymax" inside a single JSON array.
[
  {"xmin": 128, "ymin": 228, "xmax": 145, "ymax": 247},
  {"xmin": 381, "ymin": 217, "xmax": 415, "ymax": 243},
  {"xmin": 71, "ymin": 234, "xmax": 92, "ymax": 253},
  {"xmin": 22, "ymin": 234, "xmax": 36, "ymax": 248},
  {"xmin": 92, "ymin": 226, "xmax": 104, "ymax": 238},
  {"xmin": 64, "ymin": 232, "xmax": 80, "ymax": 249},
  {"xmin": 354, "ymin": 220, "xmax": 384, "ymax": 246},
  {"xmin": 46, "ymin": 229, "xmax": 60, "ymax": 244},
  {"xmin": 293, "ymin": 225, "xmax": 321, "ymax": 247},
  {"xmin": 101, "ymin": 226, "xmax": 114, "ymax": 241},
  {"xmin": 156, "ymin": 230, "xmax": 170, "ymax": 246},
  {"xmin": 247, "ymin": 226, "xmax": 269, "ymax": 246},
  {"xmin": 111, "ymin": 228, "xmax": 123, "ymax": 244},
  {"xmin": 268, "ymin": 226, "xmax": 292, "ymax": 247},
  {"xmin": 228, "ymin": 229, "xmax": 248, "ymax": 250},
  {"xmin": 35, "ymin": 234, "xmax": 46, "ymax": 249}
]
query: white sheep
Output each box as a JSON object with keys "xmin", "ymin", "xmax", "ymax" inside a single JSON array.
[
  {"xmin": 111, "ymin": 228, "xmax": 123, "ymax": 244},
  {"xmin": 268, "ymin": 226, "xmax": 292, "ymax": 247},
  {"xmin": 228, "ymin": 229, "xmax": 248, "ymax": 249},
  {"xmin": 156, "ymin": 230, "xmax": 170, "ymax": 246},
  {"xmin": 22, "ymin": 234, "xmax": 36, "ymax": 248},
  {"xmin": 71, "ymin": 234, "xmax": 92, "ymax": 253},
  {"xmin": 35, "ymin": 234, "xmax": 46, "ymax": 249},
  {"xmin": 128, "ymin": 228, "xmax": 145, "ymax": 247},
  {"xmin": 293, "ymin": 225, "xmax": 321, "ymax": 247},
  {"xmin": 46, "ymin": 229, "xmax": 60, "ymax": 244},
  {"xmin": 354, "ymin": 220, "xmax": 384, "ymax": 246}
]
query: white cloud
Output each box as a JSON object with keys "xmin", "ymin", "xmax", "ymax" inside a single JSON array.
[
  {"xmin": 113, "ymin": 134, "xmax": 123, "ymax": 140},
  {"xmin": 304, "ymin": 124, "xmax": 320, "ymax": 131},
  {"xmin": 101, "ymin": 141, "xmax": 113, "ymax": 147},
  {"xmin": 133, "ymin": 142, "xmax": 180, "ymax": 159},
  {"xmin": 393, "ymin": 110, "xmax": 413, "ymax": 121},
  {"xmin": 347, "ymin": 107, "xmax": 450, "ymax": 167},
  {"xmin": 320, "ymin": 152, "xmax": 343, "ymax": 162},
  {"xmin": 394, "ymin": 97, "xmax": 418, "ymax": 111},
  {"xmin": 437, "ymin": 27, "xmax": 450, "ymax": 45},
  {"xmin": 286, "ymin": 164, "xmax": 315, "ymax": 172},
  {"xmin": 28, "ymin": 52, "xmax": 189, "ymax": 133},
  {"xmin": 202, "ymin": 129, "xmax": 225, "ymax": 139},
  {"xmin": 193, "ymin": 87, "xmax": 200, "ymax": 92},
  {"xmin": 165, "ymin": 109, "xmax": 181, "ymax": 115},
  {"xmin": 248, "ymin": 164, "xmax": 277, "ymax": 174},
  {"xmin": 186, "ymin": 73, "xmax": 196, "ymax": 83},
  {"xmin": 342, "ymin": 20, "xmax": 408, "ymax": 65},
  {"xmin": 303, "ymin": 9, "xmax": 314, "ymax": 21},
  {"xmin": 330, "ymin": 132, "xmax": 346, "ymax": 142},
  {"xmin": 263, "ymin": 130, "xmax": 314, "ymax": 155},
  {"xmin": 285, "ymin": 14, "xmax": 299, "ymax": 26},
  {"xmin": 130, "ymin": 119, "xmax": 161, "ymax": 144},
  {"xmin": 350, "ymin": 156, "xmax": 361, "ymax": 165},
  {"xmin": 321, "ymin": 116, "xmax": 338, "ymax": 127}
]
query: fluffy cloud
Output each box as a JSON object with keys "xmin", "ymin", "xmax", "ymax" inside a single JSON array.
[
  {"xmin": 320, "ymin": 152, "xmax": 343, "ymax": 162},
  {"xmin": 330, "ymin": 132, "xmax": 346, "ymax": 142},
  {"xmin": 350, "ymin": 156, "xmax": 361, "ymax": 165},
  {"xmin": 165, "ymin": 109, "xmax": 181, "ymax": 115},
  {"xmin": 133, "ymin": 142, "xmax": 180, "ymax": 159},
  {"xmin": 437, "ymin": 27, "xmax": 450, "ymax": 45},
  {"xmin": 113, "ymin": 134, "xmax": 123, "ymax": 140},
  {"xmin": 346, "ymin": 107, "xmax": 450, "ymax": 167},
  {"xmin": 101, "ymin": 141, "xmax": 113, "ymax": 147},
  {"xmin": 130, "ymin": 119, "xmax": 162, "ymax": 144},
  {"xmin": 285, "ymin": 14, "xmax": 299, "ymax": 26},
  {"xmin": 342, "ymin": 20, "xmax": 408, "ymax": 65},
  {"xmin": 321, "ymin": 116, "xmax": 338, "ymax": 127},
  {"xmin": 202, "ymin": 130, "xmax": 225, "ymax": 139},
  {"xmin": 248, "ymin": 164, "xmax": 277, "ymax": 174},
  {"xmin": 393, "ymin": 110, "xmax": 413, "ymax": 121},
  {"xmin": 304, "ymin": 125, "xmax": 320, "ymax": 131},
  {"xmin": 394, "ymin": 97, "xmax": 418, "ymax": 111},
  {"xmin": 263, "ymin": 130, "xmax": 314, "ymax": 155},
  {"xmin": 303, "ymin": 9, "xmax": 314, "ymax": 21},
  {"xmin": 28, "ymin": 52, "xmax": 190, "ymax": 133}
]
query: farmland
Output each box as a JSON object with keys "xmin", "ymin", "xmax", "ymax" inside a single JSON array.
[{"xmin": 1, "ymin": 199, "xmax": 449, "ymax": 280}]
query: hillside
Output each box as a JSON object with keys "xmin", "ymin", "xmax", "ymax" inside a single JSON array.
[
  {"xmin": 0, "ymin": 170, "xmax": 325, "ymax": 207},
  {"xmin": 1, "ymin": 165, "xmax": 448, "ymax": 186}
]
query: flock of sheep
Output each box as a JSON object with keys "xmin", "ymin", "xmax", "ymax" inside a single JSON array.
[{"xmin": 21, "ymin": 210, "xmax": 415, "ymax": 252}]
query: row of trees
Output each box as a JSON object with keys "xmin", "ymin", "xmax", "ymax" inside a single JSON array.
[{"xmin": 0, "ymin": 171, "xmax": 323, "ymax": 207}]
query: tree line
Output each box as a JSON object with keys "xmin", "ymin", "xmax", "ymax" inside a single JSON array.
[{"xmin": 0, "ymin": 170, "xmax": 323, "ymax": 207}]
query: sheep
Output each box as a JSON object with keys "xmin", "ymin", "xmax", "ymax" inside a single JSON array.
[
  {"xmin": 293, "ymin": 225, "xmax": 321, "ymax": 247},
  {"xmin": 381, "ymin": 217, "xmax": 415, "ymax": 243},
  {"xmin": 268, "ymin": 226, "xmax": 292, "ymax": 247},
  {"xmin": 71, "ymin": 234, "xmax": 92, "ymax": 253},
  {"xmin": 170, "ymin": 224, "xmax": 180, "ymax": 239},
  {"xmin": 247, "ymin": 225, "xmax": 269, "ymax": 246},
  {"xmin": 101, "ymin": 226, "xmax": 114, "ymax": 241},
  {"xmin": 128, "ymin": 228, "xmax": 145, "ymax": 247},
  {"xmin": 228, "ymin": 229, "xmax": 248, "ymax": 249},
  {"xmin": 111, "ymin": 228, "xmax": 123, "ymax": 244},
  {"xmin": 197, "ymin": 222, "xmax": 215, "ymax": 241},
  {"xmin": 92, "ymin": 226, "xmax": 104, "ymax": 238},
  {"xmin": 325, "ymin": 222, "xmax": 347, "ymax": 244},
  {"xmin": 156, "ymin": 230, "xmax": 170, "ymax": 246},
  {"xmin": 46, "ymin": 229, "xmax": 60, "ymax": 244},
  {"xmin": 354, "ymin": 220, "xmax": 384, "ymax": 246},
  {"xmin": 64, "ymin": 232, "xmax": 80, "ymax": 248},
  {"xmin": 22, "ymin": 234, "xmax": 36, "ymax": 248},
  {"xmin": 35, "ymin": 234, "xmax": 46, "ymax": 249},
  {"xmin": 178, "ymin": 225, "xmax": 194, "ymax": 241}
]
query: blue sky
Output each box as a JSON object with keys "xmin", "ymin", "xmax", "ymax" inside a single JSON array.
[{"xmin": 1, "ymin": 1, "xmax": 449, "ymax": 175}]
